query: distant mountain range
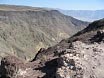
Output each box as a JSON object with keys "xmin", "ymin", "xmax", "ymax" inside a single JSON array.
[{"xmin": 59, "ymin": 9, "xmax": 104, "ymax": 22}]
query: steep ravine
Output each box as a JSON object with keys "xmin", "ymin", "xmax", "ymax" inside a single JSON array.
[{"xmin": 0, "ymin": 5, "xmax": 88, "ymax": 60}]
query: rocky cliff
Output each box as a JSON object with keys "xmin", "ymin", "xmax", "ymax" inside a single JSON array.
[
  {"xmin": 0, "ymin": 5, "xmax": 88, "ymax": 60},
  {"xmin": 33, "ymin": 19, "xmax": 104, "ymax": 78},
  {"xmin": 34, "ymin": 19, "xmax": 104, "ymax": 78}
]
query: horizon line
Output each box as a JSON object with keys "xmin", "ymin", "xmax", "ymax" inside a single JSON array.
[{"xmin": 0, "ymin": 4, "xmax": 104, "ymax": 11}]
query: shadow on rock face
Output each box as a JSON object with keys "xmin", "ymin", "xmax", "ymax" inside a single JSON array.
[
  {"xmin": 34, "ymin": 58, "xmax": 58, "ymax": 78},
  {"xmin": 0, "ymin": 75, "xmax": 10, "ymax": 78},
  {"xmin": 90, "ymin": 30, "xmax": 104, "ymax": 43}
]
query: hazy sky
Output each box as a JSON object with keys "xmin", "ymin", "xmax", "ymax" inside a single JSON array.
[{"xmin": 0, "ymin": 0, "xmax": 104, "ymax": 10}]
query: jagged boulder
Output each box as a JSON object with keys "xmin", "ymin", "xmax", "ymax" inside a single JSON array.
[
  {"xmin": 90, "ymin": 30, "xmax": 104, "ymax": 43},
  {"xmin": 0, "ymin": 56, "xmax": 44, "ymax": 78}
]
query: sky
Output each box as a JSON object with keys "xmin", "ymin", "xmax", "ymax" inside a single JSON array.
[{"xmin": 0, "ymin": 0, "xmax": 104, "ymax": 10}]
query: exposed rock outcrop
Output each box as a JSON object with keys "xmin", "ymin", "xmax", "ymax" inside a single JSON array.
[
  {"xmin": 1, "ymin": 40, "xmax": 104, "ymax": 78},
  {"xmin": 0, "ymin": 56, "xmax": 45, "ymax": 78},
  {"xmin": 33, "ymin": 19, "xmax": 104, "ymax": 78},
  {"xmin": 56, "ymin": 41, "xmax": 104, "ymax": 78}
]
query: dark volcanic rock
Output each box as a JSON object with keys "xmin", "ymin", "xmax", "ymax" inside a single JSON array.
[
  {"xmin": 0, "ymin": 56, "xmax": 27, "ymax": 78},
  {"xmin": 90, "ymin": 30, "xmax": 104, "ymax": 43},
  {"xmin": 0, "ymin": 56, "xmax": 45, "ymax": 78},
  {"xmin": 67, "ymin": 18, "xmax": 104, "ymax": 43}
]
